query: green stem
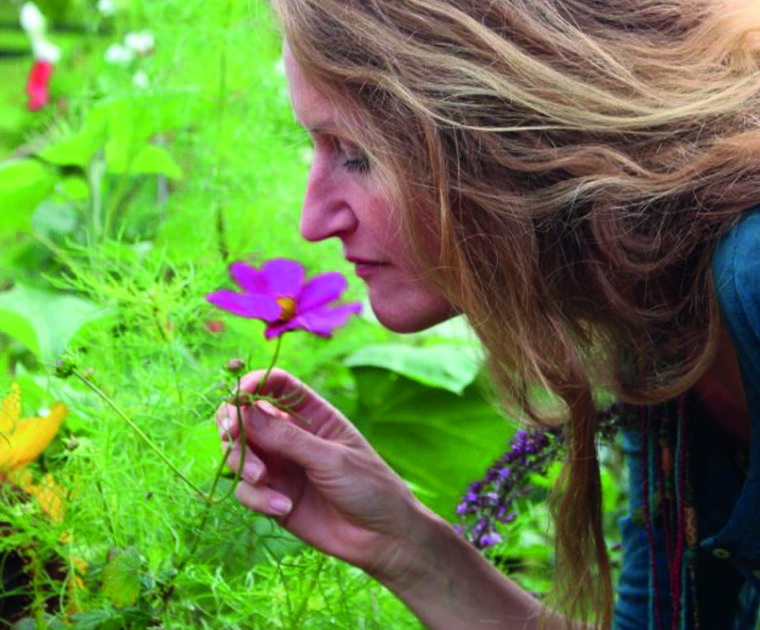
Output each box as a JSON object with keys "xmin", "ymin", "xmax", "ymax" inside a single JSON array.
[
  {"xmin": 256, "ymin": 335, "xmax": 282, "ymax": 396},
  {"xmin": 292, "ymin": 555, "xmax": 327, "ymax": 625},
  {"xmin": 32, "ymin": 231, "xmax": 84, "ymax": 278},
  {"xmin": 156, "ymin": 337, "xmax": 282, "ymax": 614},
  {"xmin": 156, "ymin": 339, "xmax": 282, "ymax": 614},
  {"xmin": 213, "ymin": 7, "xmax": 230, "ymax": 262},
  {"xmin": 155, "ymin": 380, "xmax": 245, "ymax": 615},
  {"xmin": 72, "ymin": 369, "xmax": 207, "ymax": 498},
  {"xmin": 89, "ymin": 154, "xmax": 105, "ymax": 240}
]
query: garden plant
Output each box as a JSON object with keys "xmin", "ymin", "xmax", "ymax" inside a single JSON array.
[{"xmin": 0, "ymin": 1, "xmax": 627, "ymax": 628}]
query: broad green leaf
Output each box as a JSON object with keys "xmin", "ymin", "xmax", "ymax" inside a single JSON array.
[
  {"xmin": 351, "ymin": 366, "xmax": 511, "ymax": 518},
  {"xmin": 36, "ymin": 95, "xmax": 184, "ymax": 170},
  {"xmin": 37, "ymin": 132, "xmax": 102, "ymax": 168},
  {"xmin": 0, "ymin": 309, "xmax": 39, "ymax": 358},
  {"xmin": 69, "ymin": 610, "xmax": 121, "ymax": 630},
  {"xmin": 0, "ymin": 285, "xmax": 106, "ymax": 363},
  {"xmin": 106, "ymin": 142, "xmax": 183, "ymax": 179},
  {"xmin": 345, "ymin": 343, "xmax": 480, "ymax": 394},
  {"xmin": 101, "ymin": 547, "xmax": 142, "ymax": 608},
  {"xmin": 0, "ymin": 160, "xmax": 56, "ymax": 227},
  {"xmin": 101, "ymin": 95, "xmax": 187, "ymax": 178},
  {"xmin": 57, "ymin": 176, "xmax": 90, "ymax": 201},
  {"xmin": 37, "ymin": 108, "xmax": 109, "ymax": 168}
]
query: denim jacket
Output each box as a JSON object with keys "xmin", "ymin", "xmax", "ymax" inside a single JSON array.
[{"xmin": 614, "ymin": 210, "xmax": 760, "ymax": 629}]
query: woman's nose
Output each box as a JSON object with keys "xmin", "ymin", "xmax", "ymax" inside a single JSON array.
[{"xmin": 299, "ymin": 160, "xmax": 358, "ymax": 242}]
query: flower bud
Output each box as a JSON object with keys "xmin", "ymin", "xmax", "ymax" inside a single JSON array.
[
  {"xmin": 225, "ymin": 358, "xmax": 245, "ymax": 375},
  {"xmin": 54, "ymin": 358, "xmax": 75, "ymax": 379}
]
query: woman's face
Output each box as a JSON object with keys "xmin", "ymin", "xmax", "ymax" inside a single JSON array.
[{"xmin": 284, "ymin": 45, "xmax": 454, "ymax": 333}]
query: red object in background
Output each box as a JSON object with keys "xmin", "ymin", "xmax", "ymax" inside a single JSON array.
[
  {"xmin": 26, "ymin": 60, "xmax": 53, "ymax": 111},
  {"xmin": 205, "ymin": 320, "xmax": 226, "ymax": 333}
]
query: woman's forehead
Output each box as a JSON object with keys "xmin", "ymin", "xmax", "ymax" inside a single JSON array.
[{"xmin": 284, "ymin": 44, "xmax": 343, "ymax": 133}]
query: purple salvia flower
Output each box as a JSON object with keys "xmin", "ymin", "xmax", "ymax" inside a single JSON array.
[
  {"xmin": 454, "ymin": 425, "xmax": 563, "ymax": 549},
  {"xmin": 479, "ymin": 532, "xmax": 502, "ymax": 548},
  {"xmin": 455, "ymin": 413, "xmax": 620, "ymax": 550}
]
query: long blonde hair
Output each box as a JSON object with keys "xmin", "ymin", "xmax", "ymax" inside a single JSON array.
[{"xmin": 271, "ymin": 0, "xmax": 760, "ymax": 625}]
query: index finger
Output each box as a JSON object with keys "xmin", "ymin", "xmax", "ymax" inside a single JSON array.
[{"xmin": 235, "ymin": 368, "xmax": 366, "ymax": 445}]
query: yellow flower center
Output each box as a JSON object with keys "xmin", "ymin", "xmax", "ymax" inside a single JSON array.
[{"xmin": 276, "ymin": 297, "xmax": 297, "ymax": 321}]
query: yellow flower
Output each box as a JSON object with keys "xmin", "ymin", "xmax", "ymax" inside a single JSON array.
[
  {"xmin": 0, "ymin": 383, "xmax": 67, "ymax": 472},
  {"xmin": 0, "ymin": 383, "xmax": 68, "ymax": 520}
]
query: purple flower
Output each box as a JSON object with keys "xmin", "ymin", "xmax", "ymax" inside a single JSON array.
[
  {"xmin": 206, "ymin": 259, "xmax": 362, "ymax": 339},
  {"xmin": 479, "ymin": 532, "xmax": 502, "ymax": 548},
  {"xmin": 454, "ymin": 410, "xmax": 622, "ymax": 550}
]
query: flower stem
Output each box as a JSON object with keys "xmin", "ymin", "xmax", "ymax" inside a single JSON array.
[
  {"xmin": 156, "ymin": 339, "xmax": 282, "ymax": 615},
  {"xmin": 256, "ymin": 335, "xmax": 283, "ymax": 396},
  {"xmin": 72, "ymin": 369, "xmax": 207, "ymax": 498}
]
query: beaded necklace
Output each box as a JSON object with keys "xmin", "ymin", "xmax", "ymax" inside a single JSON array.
[{"xmin": 636, "ymin": 395, "xmax": 700, "ymax": 630}]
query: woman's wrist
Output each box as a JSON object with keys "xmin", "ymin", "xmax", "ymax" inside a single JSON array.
[
  {"xmin": 366, "ymin": 500, "xmax": 448, "ymax": 591},
  {"xmin": 370, "ymin": 502, "xmax": 545, "ymax": 630}
]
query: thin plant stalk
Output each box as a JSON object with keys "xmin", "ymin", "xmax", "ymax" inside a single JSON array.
[
  {"xmin": 71, "ymin": 369, "xmax": 208, "ymax": 498},
  {"xmin": 154, "ymin": 337, "xmax": 283, "ymax": 614}
]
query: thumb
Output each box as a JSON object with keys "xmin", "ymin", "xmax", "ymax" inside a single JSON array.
[{"xmin": 243, "ymin": 400, "xmax": 340, "ymax": 472}]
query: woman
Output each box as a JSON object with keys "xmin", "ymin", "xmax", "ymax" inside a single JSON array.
[{"xmin": 216, "ymin": 0, "xmax": 760, "ymax": 627}]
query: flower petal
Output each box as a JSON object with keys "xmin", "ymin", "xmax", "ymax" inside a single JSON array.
[
  {"xmin": 297, "ymin": 273, "xmax": 348, "ymax": 313},
  {"xmin": 264, "ymin": 320, "xmax": 299, "ymax": 339},
  {"xmin": 290, "ymin": 302, "xmax": 363, "ymax": 337},
  {"xmin": 0, "ymin": 383, "xmax": 21, "ymax": 434},
  {"xmin": 229, "ymin": 262, "xmax": 269, "ymax": 294},
  {"xmin": 206, "ymin": 290, "xmax": 281, "ymax": 321},
  {"xmin": 261, "ymin": 259, "xmax": 305, "ymax": 297},
  {"xmin": 0, "ymin": 403, "xmax": 66, "ymax": 472}
]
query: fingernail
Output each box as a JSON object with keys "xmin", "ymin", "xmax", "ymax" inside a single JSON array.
[
  {"xmin": 269, "ymin": 496, "xmax": 292, "ymax": 515},
  {"xmin": 243, "ymin": 461, "xmax": 261, "ymax": 482},
  {"xmin": 219, "ymin": 417, "xmax": 233, "ymax": 436},
  {"xmin": 254, "ymin": 400, "xmax": 279, "ymax": 416}
]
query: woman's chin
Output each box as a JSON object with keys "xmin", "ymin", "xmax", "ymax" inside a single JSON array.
[{"xmin": 369, "ymin": 296, "xmax": 456, "ymax": 334}]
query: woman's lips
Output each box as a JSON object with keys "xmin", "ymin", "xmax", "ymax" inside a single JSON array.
[{"xmin": 346, "ymin": 257, "xmax": 388, "ymax": 279}]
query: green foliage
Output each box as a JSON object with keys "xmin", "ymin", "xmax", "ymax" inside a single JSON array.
[
  {"xmin": 345, "ymin": 342, "xmax": 481, "ymax": 395},
  {"xmin": 100, "ymin": 548, "xmax": 143, "ymax": 608},
  {"xmin": 348, "ymin": 359, "xmax": 510, "ymax": 518},
  {"xmin": 0, "ymin": 160, "xmax": 57, "ymax": 225},
  {"xmin": 0, "ymin": 284, "xmax": 104, "ymax": 364},
  {"xmin": 38, "ymin": 96, "xmax": 186, "ymax": 178}
]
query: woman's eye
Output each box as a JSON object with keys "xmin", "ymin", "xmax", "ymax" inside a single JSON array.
[{"xmin": 343, "ymin": 155, "xmax": 370, "ymax": 173}]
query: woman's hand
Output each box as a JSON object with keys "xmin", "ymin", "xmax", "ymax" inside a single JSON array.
[
  {"xmin": 215, "ymin": 368, "xmax": 431, "ymax": 582},
  {"xmin": 217, "ymin": 369, "xmax": 548, "ymax": 630}
]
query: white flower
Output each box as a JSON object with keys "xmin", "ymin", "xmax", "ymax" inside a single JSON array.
[
  {"xmin": 133, "ymin": 70, "xmax": 149, "ymax": 89},
  {"xmin": 20, "ymin": 2, "xmax": 45, "ymax": 37},
  {"xmin": 105, "ymin": 43, "xmax": 134, "ymax": 64},
  {"xmin": 124, "ymin": 31, "xmax": 155, "ymax": 55},
  {"xmin": 97, "ymin": 0, "xmax": 117, "ymax": 16},
  {"xmin": 33, "ymin": 39, "xmax": 61, "ymax": 63},
  {"xmin": 273, "ymin": 58, "xmax": 286, "ymax": 76}
]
